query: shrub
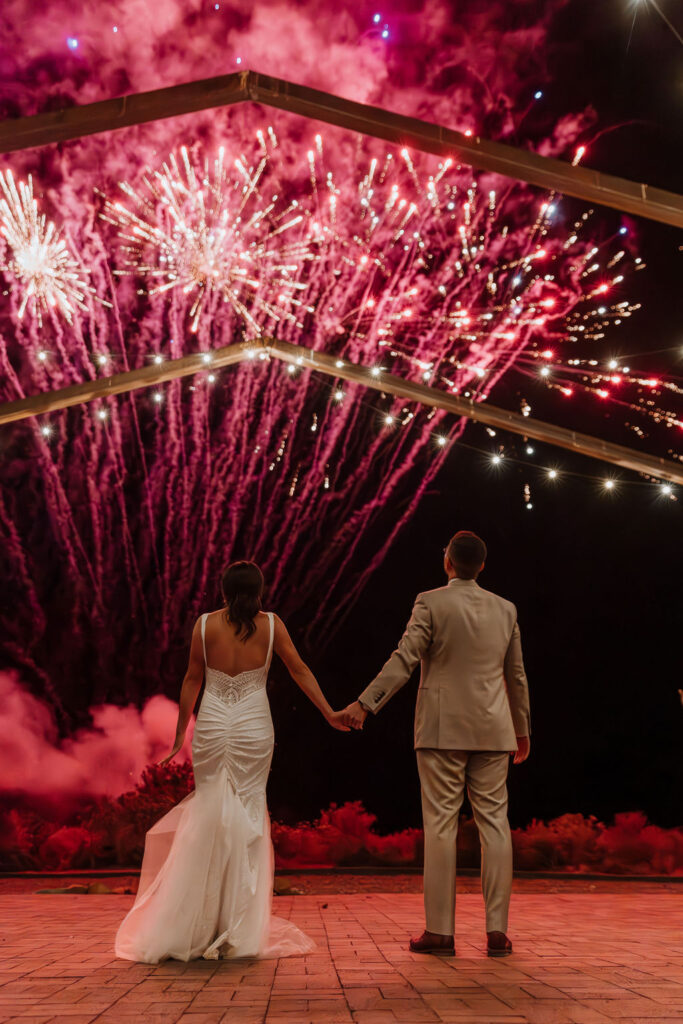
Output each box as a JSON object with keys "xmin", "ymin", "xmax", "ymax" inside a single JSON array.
[{"xmin": 2, "ymin": 768, "xmax": 682, "ymax": 875}]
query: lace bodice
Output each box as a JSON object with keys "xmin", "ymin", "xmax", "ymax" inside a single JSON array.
[
  {"xmin": 204, "ymin": 666, "xmax": 267, "ymax": 706},
  {"xmin": 200, "ymin": 612, "xmax": 274, "ymax": 707}
]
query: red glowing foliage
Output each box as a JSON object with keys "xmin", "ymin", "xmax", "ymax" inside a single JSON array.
[{"xmin": 2, "ymin": 776, "xmax": 682, "ymax": 875}]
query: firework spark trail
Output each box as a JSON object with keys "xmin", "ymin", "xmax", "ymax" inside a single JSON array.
[
  {"xmin": 5, "ymin": 0, "xmax": 678, "ymax": 711},
  {"xmin": 0, "ymin": 126, "xmax": 653, "ymax": 706}
]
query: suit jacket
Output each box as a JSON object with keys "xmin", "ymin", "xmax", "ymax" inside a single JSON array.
[{"xmin": 358, "ymin": 578, "xmax": 531, "ymax": 750}]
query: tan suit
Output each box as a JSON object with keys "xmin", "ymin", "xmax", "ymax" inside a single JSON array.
[{"xmin": 358, "ymin": 578, "xmax": 531, "ymax": 935}]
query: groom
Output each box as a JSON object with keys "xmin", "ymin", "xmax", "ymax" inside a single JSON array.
[{"xmin": 342, "ymin": 531, "xmax": 531, "ymax": 957}]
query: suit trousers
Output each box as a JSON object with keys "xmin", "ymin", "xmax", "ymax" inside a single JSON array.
[{"xmin": 416, "ymin": 749, "xmax": 512, "ymax": 935}]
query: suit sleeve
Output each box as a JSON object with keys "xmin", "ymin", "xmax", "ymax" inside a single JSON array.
[
  {"xmin": 358, "ymin": 594, "xmax": 432, "ymax": 714},
  {"xmin": 503, "ymin": 619, "xmax": 531, "ymax": 737}
]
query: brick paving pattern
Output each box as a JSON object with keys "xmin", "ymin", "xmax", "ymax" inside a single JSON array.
[{"xmin": 1, "ymin": 892, "xmax": 682, "ymax": 1023}]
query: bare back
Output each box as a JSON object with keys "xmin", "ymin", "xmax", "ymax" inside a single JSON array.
[{"xmin": 202, "ymin": 610, "xmax": 272, "ymax": 677}]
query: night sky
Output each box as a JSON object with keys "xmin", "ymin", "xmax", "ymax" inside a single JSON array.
[
  {"xmin": 1, "ymin": 1, "xmax": 681, "ymax": 831},
  {"xmin": 265, "ymin": 0, "xmax": 683, "ymax": 832}
]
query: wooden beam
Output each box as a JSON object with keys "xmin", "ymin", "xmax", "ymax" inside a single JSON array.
[
  {"xmin": 1, "ymin": 70, "xmax": 682, "ymax": 229},
  {"xmin": 0, "ymin": 71, "xmax": 249, "ymax": 153},
  {"xmin": 1, "ymin": 336, "xmax": 681, "ymax": 485},
  {"xmin": 0, "ymin": 342, "xmax": 250, "ymax": 425},
  {"xmin": 246, "ymin": 73, "xmax": 683, "ymax": 230},
  {"xmin": 262, "ymin": 338, "xmax": 683, "ymax": 485}
]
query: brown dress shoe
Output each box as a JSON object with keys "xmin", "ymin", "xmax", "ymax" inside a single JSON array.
[
  {"xmin": 409, "ymin": 930, "xmax": 455, "ymax": 956},
  {"xmin": 487, "ymin": 930, "xmax": 513, "ymax": 957}
]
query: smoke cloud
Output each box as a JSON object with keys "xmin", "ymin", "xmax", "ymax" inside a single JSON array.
[{"xmin": 0, "ymin": 671, "xmax": 192, "ymax": 802}]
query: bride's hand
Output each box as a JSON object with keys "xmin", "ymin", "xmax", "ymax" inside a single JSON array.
[
  {"xmin": 326, "ymin": 710, "xmax": 351, "ymax": 733},
  {"xmin": 158, "ymin": 734, "xmax": 185, "ymax": 766}
]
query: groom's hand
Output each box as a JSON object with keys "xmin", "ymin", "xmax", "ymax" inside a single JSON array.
[
  {"xmin": 341, "ymin": 700, "xmax": 368, "ymax": 730},
  {"xmin": 512, "ymin": 735, "xmax": 530, "ymax": 764}
]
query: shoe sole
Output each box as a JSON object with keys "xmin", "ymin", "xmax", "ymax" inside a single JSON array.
[
  {"xmin": 487, "ymin": 949, "xmax": 512, "ymax": 957},
  {"xmin": 410, "ymin": 948, "xmax": 455, "ymax": 957}
]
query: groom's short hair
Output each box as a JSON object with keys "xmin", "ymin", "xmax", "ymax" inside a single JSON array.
[{"xmin": 447, "ymin": 531, "xmax": 487, "ymax": 579}]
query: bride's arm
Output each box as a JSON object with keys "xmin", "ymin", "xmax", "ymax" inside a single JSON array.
[
  {"xmin": 273, "ymin": 615, "xmax": 349, "ymax": 732},
  {"xmin": 159, "ymin": 619, "xmax": 205, "ymax": 765}
]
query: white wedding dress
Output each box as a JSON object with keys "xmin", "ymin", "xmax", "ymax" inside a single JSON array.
[{"xmin": 115, "ymin": 612, "xmax": 315, "ymax": 963}]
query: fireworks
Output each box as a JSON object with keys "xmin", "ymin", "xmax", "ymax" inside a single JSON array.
[
  {"xmin": 99, "ymin": 133, "xmax": 643, "ymax": 409},
  {"xmin": 0, "ymin": 170, "xmax": 95, "ymax": 325},
  {"xmin": 0, "ymin": 128, "xmax": 679, "ymax": 707},
  {"xmin": 100, "ymin": 145, "xmax": 315, "ymax": 334}
]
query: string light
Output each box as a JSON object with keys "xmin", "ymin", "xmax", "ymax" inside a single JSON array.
[{"xmin": 312, "ymin": 370, "xmax": 676, "ymax": 507}]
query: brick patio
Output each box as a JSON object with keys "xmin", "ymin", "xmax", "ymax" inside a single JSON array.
[{"xmin": 1, "ymin": 892, "xmax": 683, "ymax": 1023}]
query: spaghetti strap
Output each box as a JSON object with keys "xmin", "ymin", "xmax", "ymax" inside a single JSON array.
[
  {"xmin": 265, "ymin": 612, "xmax": 275, "ymax": 670},
  {"xmin": 200, "ymin": 613, "xmax": 208, "ymax": 664}
]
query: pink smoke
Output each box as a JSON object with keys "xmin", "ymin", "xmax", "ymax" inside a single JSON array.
[{"xmin": 0, "ymin": 671, "xmax": 192, "ymax": 801}]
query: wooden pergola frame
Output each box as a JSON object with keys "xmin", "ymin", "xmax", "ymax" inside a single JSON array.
[
  {"xmin": 2, "ymin": 70, "xmax": 682, "ymax": 228},
  {"xmin": 2, "ymin": 337, "xmax": 682, "ymax": 485},
  {"xmin": 0, "ymin": 69, "xmax": 681, "ymax": 484}
]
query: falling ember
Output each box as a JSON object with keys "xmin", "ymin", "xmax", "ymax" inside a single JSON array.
[{"xmin": 0, "ymin": 171, "xmax": 97, "ymax": 325}]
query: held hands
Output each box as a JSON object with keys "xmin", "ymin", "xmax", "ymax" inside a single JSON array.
[
  {"xmin": 340, "ymin": 700, "xmax": 368, "ymax": 731},
  {"xmin": 158, "ymin": 733, "xmax": 186, "ymax": 766},
  {"xmin": 326, "ymin": 710, "xmax": 351, "ymax": 732},
  {"xmin": 325, "ymin": 701, "xmax": 367, "ymax": 732},
  {"xmin": 511, "ymin": 735, "xmax": 530, "ymax": 765}
]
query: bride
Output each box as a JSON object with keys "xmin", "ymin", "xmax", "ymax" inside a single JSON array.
[{"xmin": 115, "ymin": 561, "xmax": 349, "ymax": 963}]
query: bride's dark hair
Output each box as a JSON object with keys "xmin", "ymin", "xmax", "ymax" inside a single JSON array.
[{"xmin": 221, "ymin": 561, "xmax": 264, "ymax": 641}]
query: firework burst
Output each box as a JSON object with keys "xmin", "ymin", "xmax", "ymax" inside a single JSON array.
[
  {"xmin": 0, "ymin": 170, "xmax": 95, "ymax": 325},
  {"xmin": 100, "ymin": 144, "xmax": 315, "ymax": 334}
]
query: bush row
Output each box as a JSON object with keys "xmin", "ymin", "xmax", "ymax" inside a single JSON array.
[{"xmin": 2, "ymin": 763, "xmax": 682, "ymax": 875}]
